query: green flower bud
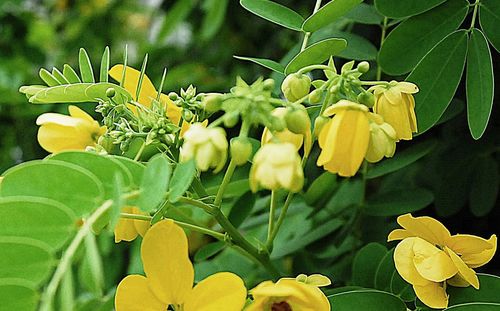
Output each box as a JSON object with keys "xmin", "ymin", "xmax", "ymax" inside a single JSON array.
[
  {"xmin": 281, "ymin": 73, "xmax": 311, "ymax": 102},
  {"xmin": 168, "ymin": 92, "xmax": 178, "ymax": 101},
  {"xmin": 230, "ymin": 137, "xmax": 253, "ymax": 166},
  {"xmin": 313, "ymin": 116, "xmax": 329, "ymax": 138},
  {"xmin": 182, "ymin": 109, "xmax": 194, "ymax": 122},
  {"xmin": 262, "ymin": 78, "xmax": 275, "ymax": 92},
  {"xmin": 357, "ymin": 91, "xmax": 376, "ymax": 108},
  {"xmin": 357, "ymin": 61, "xmax": 370, "ymax": 73},
  {"xmin": 105, "ymin": 87, "xmax": 116, "ymax": 98},
  {"xmin": 202, "ymin": 93, "xmax": 223, "ymax": 113},
  {"xmin": 285, "ymin": 107, "xmax": 311, "ymax": 135},
  {"xmin": 223, "ymin": 113, "xmax": 239, "ymax": 128},
  {"xmin": 308, "ymin": 89, "xmax": 322, "ymax": 104}
]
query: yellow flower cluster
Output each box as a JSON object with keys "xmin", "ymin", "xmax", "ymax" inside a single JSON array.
[
  {"xmin": 389, "ymin": 214, "xmax": 497, "ymax": 309},
  {"xmin": 115, "ymin": 219, "xmax": 330, "ymax": 311}
]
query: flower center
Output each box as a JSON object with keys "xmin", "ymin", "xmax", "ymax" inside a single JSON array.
[{"xmin": 271, "ymin": 301, "xmax": 292, "ymax": 311}]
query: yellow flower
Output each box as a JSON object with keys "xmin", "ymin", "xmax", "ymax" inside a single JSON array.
[
  {"xmin": 114, "ymin": 207, "xmax": 150, "ymax": 243},
  {"xmin": 388, "ymin": 213, "xmax": 497, "ymax": 309},
  {"xmin": 109, "ymin": 65, "xmax": 189, "ymax": 134},
  {"xmin": 247, "ymin": 276, "xmax": 330, "ymax": 311},
  {"xmin": 261, "ymin": 107, "xmax": 312, "ymax": 156},
  {"xmin": 180, "ymin": 123, "xmax": 228, "ymax": 173},
  {"xmin": 365, "ymin": 113, "xmax": 397, "ymax": 163},
  {"xmin": 316, "ymin": 100, "xmax": 370, "ymax": 177},
  {"xmin": 370, "ymin": 81, "xmax": 418, "ymax": 141},
  {"xmin": 115, "ymin": 219, "xmax": 247, "ymax": 311},
  {"xmin": 250, "ymin": 142, "xmax": 304, "ymax": 193},
  {"xmin": 36, "ymin": 105, "xmax": 106, "ymax": 153}
]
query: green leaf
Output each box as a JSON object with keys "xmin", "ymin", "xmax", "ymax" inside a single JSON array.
[
  {"xmin": 63, "ymin": 64, "xmax": 81, "ymax": 83},
  {"xmin": 39, "ymin": 68, "xmax": 60, "ymax": 86},
  {"xmin": 0, "ymin": 237, "xmax": 54, "ymax": 286},
  {"xmin": 156, "ymin": 0, "xmax": 196, "ymax": 43},
  {"xmin": 352, "ymin": 243, "xmax": 387, "ymax": 288},
  {"xmin": 407, "ymin": 30, "xmax": 469, "ymax": 134},
  {"xmin": 200, "ymin": 0, "xmax": 229, "ymax": 40},
  {"xmin": 466, "ymin": 29, "xmax": 494, "ymax": 139},
  {"xmin": 305, "ymin": 172, "xmax": 337, "ymax": 206},
  {"xmin": 0, "ymin": 197, "xmax": 76, "ymax": 250},
  {"xmin": 228, "ymin": 191, "xmax": 256, "ymax": 228},
  {"xmin": 344, "ymin": 3, "xmax": 383, "ymax": 25},
  {"xmin": 79, "ymin": 48, "xmax": 95, "ymax": 83},
  {"xmin": 25, "ymin": 83, "xmax": 132, "ymax": 105},
  {"xmin": 469, "ymin": 156, "xmax": 498, "ymax": 217},
  {"xmin": 52, "ymin": 68, "xmax": 70, "ymax": 84},
  {"xmin": 375, "ymin": 248, "xmax": 395, "ymax": 291},
  {"xmin": 329, "ymin": 290, "xmax": 407, "ymax": 311},
  {"xmin": 367, "ymin": 140, "xmax": 436, "ymax": 179},
  {"xmin": 240, "ymin": 0, "xmax": 304, "ymax": 31},
  {"xmin": 449, "ymin": 274, "xmax": 500, "ymax": 305},
  {"xmin": 390, "ymin": 270, "xmax": 415, "ymax": 302},
  {"xmin": 138, "ymin": 154, "xmax": 172, "ymax": 212},
  {"xmin": 0, "ymin": 281, "xmax": 39, "ymax": 311},
  {"xmin": 327, "ymin": 31, "xmax": 377, "ymax": 60},
  {"xmin": 378, "ymin": 0, "xmax": 468, "ymax": 75},
  {"xmin": 169, "ymin": 159, "xmax": 197, "ymax": 203},
  {"xmin": 375, "ymin": 0, "xmax": 446, "ymax": 18},
  {"xmin": 302, "ymin": 0, "xmax": 363, "ymax": 32},
  {"xmin": 111, "ymin": 156, "xmax": 146, "ymax": 187},
  {"xmin": 194, "ymin": 241, "xmax": 225, "ymax": 262},
  {"xmin": 365, "ymin": 188, "xmax": 434, "ymax": 216},
  {"xmin": 79, "ymin": 234, "xmax": 104, "ymax": 295},
  {"xmin": 234, "ymin": 56, "xmax": 285, "ymax": 74},
  {"xmin": 445, "ymin": 303, "xmax": 500, "ymax": 311},
  {"xmin": 99, "ymin": 46, "xmax": 110, "ymax": 83},
  {"xmin": 480, "ymin": 0, "xmax": 500, "ymax": 52},
  {"xmin": 285, "ymin": 38, "xmax": 347, "ymax": 74},
  {"xmin": 0, "ymin": 160, "xmax": 105, "ymax": 217}
]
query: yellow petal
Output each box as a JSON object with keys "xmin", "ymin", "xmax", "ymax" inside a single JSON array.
[
  {"xmin": 317, "ymin": 119, "xmax": 335, "ymax": 166},
  {"xmin": 396, "ymin": 214, "xmax": 451, "ymax": 246},
  {"xmin": 276, "ymin": 279, "xmax": 330, "ymax": 311},
  {"xmin": 304, "ymin": 274, "xmax": 332, "ymax": 287},
  {"xmin": 446, "ymin": 234, "xmax": 496, "ymax": 268},
  {"xmin": 132, "ymin": 207, "xmax": 150, "ymax": 237},
  {"xmin": 115, "ymin": 275, "xmax": 166, "ymax": 311},
  {"xmin": 160, "ymin": 93, "xmax": 183, "ymax": 125},
  {"xmin": 37, "ymin": 123, "xmax": 95, "ymax": 153},
  {"xmin": 184, "ymin": 272, "xmax": 247, "ymax": 311},
  {"xmin": 447, "ymin": 274, "xmax": 471, "ymax": 287},
  {"xmin": 142, "ymin": 219, "xmax": 194, "ymax": 305},
  {"xmin": 114, "ymin": 207, "xmax": 140, "ymax": 243},
  {"xmin": 388, "ymin": 229, "xmax": 414, "ymax": 242},
  {"xmin": 109, "ymin": 65, "xmax": 157, "ymax": 106},
  {"xmin": 68, "ymin": 105, "xmax": 94, "ymax": 122},
  {"xmin": 393, "ymin": 238, "xmax": 430, "ymax": 286},
  {"xmin": 394, "ymin": 81, "xmax": 419, "ymax": 94},
  {"xmin": 412, "ymin": 238, "xmax": 457, "ymax": 282},
  {"xmin": 413, "ymin": 282, "xmax": 448, "ymax": 309},
  {"xmin": 444, "ymin": 247, "xmax": 479, "ymax": 289},
  {"xmin": 460, "ymin": 234, "xmax": 497, "ymax": 268}
]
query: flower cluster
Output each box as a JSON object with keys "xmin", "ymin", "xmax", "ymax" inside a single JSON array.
[{"xmin": 389, "ymin": 214, "xmax": 497, "ymax": 308}]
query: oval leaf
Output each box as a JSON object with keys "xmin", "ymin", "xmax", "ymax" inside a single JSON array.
[
  {"xmin": 0, "ymin": 281, "xmax": 39, "ymax": 311},
  {"xmin": 466, "ymin": 29, "xmax": 494, "ymax": 139},
  {"xmin": 365, "ymin": 188, "xmax": 434, "ymax": 216},
  {"xmin": 302, "ymin": 0, "xmax": 363, "ymax": 32},
  {"xmin": 240, "ymin": 0, "xmax": 304, "ymax": 31},
  {"xmin": 379, "ymin": 0, "xmax": 468, "ymax": 75},
  {"xmin": 285, "ymin": 38, "xmax": 347, "ymax": 74},
  {"xmin": 79, "ymin": 48, "xmax": 95, "ymax": 83},
  {"xmin": 445, "ymin": 303, "xmax": 500, "ymax": 311},
  {"xmin": 234, "ymin": 56, "xmax": 285, "ymax": 74},
  {"xmin": 449, "ymin": 274, "xmax": 500, "ymax": 306},
  {"xmin": 469, "ymin": 156, "xmax": 499, "ymax": 217},
  {"xmin": 407, "ymin": 30, "xmax": 469, "ymax": 135},
  {"xmin": 138, "ymin": 154, "xmax": 172, "ymax": 212},
  {"xmin": 375, "ymin": 0, "xmax": 446, "ymax": 18},
  {"xmin": 352, "ymin": 243, "xmax": 387, "ymax": 288},
  {"xmin": 480, "ymin": 0, "xmax": 500, "ymax": 52},
  {"xmin": 329, "ymin": 290, "xmax": 407, "ymax": 311}
]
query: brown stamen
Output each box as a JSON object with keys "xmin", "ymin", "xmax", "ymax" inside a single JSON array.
[{"xmin": 271, "ymin": 301, "xmax": 292, "ymax": 311}]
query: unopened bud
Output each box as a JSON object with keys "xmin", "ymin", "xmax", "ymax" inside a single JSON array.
[
  {"xmin": 262, "ymin": 79, "xmax": 275, "ymax": 92},
  {"xmin": 285, "ymin": 107, "xmax": 310, "ymax": 135},
  {"xmin": 168, "ymin": 92, "xmax": 178, "ymax": 101},
  {"xmin": 202, "ymin": 94, "xmax": 223, "ymax": 113},
  {"xmin": 308, "ymin": 89, "xmax": 322, "ymax": 104},
  {"xmin": 313, "ymin": 116, "xmax": 329, "ymax": 137},
  {"xmin": 223, "ymin": 113, "xmax": 239, "ymax": 128},
  {"xmin": 281, "ymin": 73, "xmax": 311, "ymax": 102},
  {"xmin": 357, "ymin": 92, "xmax": 376, "ymax": 108},
  {"xmin": 105, "ymin": 88, "xmax": 116, "ymax": 98},
  {"xmin": 230, "ymin": 137, "xmax": 253, "ymax": 166},
  {"xmin": 357, "ymin": 61, "xmax": 370, "ymax": 73}
]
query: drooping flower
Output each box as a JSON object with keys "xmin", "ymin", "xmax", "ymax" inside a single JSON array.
[
  {"xmin": 370, "ymin": 81, "xmax": 418, "ymax": 141},
  {"xmin": 115, "ymin": 219, "xmax": 247, "ymax": 311},
  {"xmin": 247, "ymin": 275, "xmax": 330, "ymax": 311},
  {"xmin": 180, "ymin": 123, "xmax": 228, "ymax": 173},
  {"xmin": 250, "ymin": 142, "xmax": 304, "ymax": 193},
  {"xmin": 261, "ymin": 107, "xmax": 311, "ymax": 155},
  {"xmin": 388, "ymin": 213, "xmax": 497, "ymax": 309},
  {"xmin": 365, "ymin": 113, "xmax": 397, "ymax": 163},
  {"xmin": 114, "ymin": 207, "xmax": 150, "ymax": 243},
  {"xmin": 36, "ymin": 105, "xmax": 106, "ymax": 153},
  {"xmin": 316, "ymin": 100, "xmax": 370, "ymax": 177}
]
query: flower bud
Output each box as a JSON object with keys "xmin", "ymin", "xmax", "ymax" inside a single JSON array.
[
  {"xmin": 365, "ymin": 113, "xmax": 397, "ymax": 163},
  {"xmin": 308, "ymin": 89, "xmax": 322, "ymax": 104},
  {"xmin": 168, "ymin": 92, "xmax": 178, "ymax": 101},
  {"xmin": 249, "ymin": 142, "xmax": 304, "ymax": 192},
  {"xmin": 230, "ymin": 137, "xmax": 253, "ymax": 166},
  {"xmin": 182, "ymin": 109, "xmax": 194, "ymax": 122},
  {"xmin": 285, "ymin": 107, "xmax": 311, "ymax": 135},
  {"xmin": 281, "ymin": 73, "xmax": 311, "ymax": 102},
  {"xmin": 223, "ymin": 113, "xmax": 239, "ymax": 128},
  {"xmin": 262, "ymin": 78, "xmax": 275, "ymax": 92},
  {"xmin": 105, "ymin": 87, "xmax": 116, "ymax": 98},
  {"xmin": 313, "ymin": 116, "xmax": 329, "ymax": 138},
  {"xmin": 202, "ymin": 93, "xmax": 223, "ymax": 113},
  {"xmin": 180, "ymin": 123, "xmax": 228, "ymax": 172},
  {"xmin": 356, "ymin": 61, "xmax": 370, "ymax": 73},
  {"xmin": 357, "ymin": 91, "xmax": 375, "ymax": 108}
]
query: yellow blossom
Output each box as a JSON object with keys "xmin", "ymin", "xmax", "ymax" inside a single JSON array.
[
  {"xmin": 247, "ymin": 276, "xmax": 330, "ymax": 311},
  {"xmin": 115, "ymin": 219, "xmax": 247, "ymax": 311},
  {"xmin": 36, "ymin": 105, "xmax": 106, "ymax": 153},
  {"xmin": 250, "ymin": 142, "xmax": 304, "ymax": 193},
  {"xmin": 114, "ymin": 207, "xmax": 150, "ymax": 243},
  {"xmin": 388, "ymin": 213, "xmax": 497, "ymax": 309},
  {"xmin": 316, "ymin": 100, "xmax": 370, "ymax": 177},
  {"xmin": 261, "ymin": 108, "xmax": 311, "ymax": 156},
  {"xmin": 180, "ymin": 123, "xmax": 228, "ymax": 173},
  {"xmin": 365, "ymin": 113, "xmax": 397, "ymax": 163},
  {"xmin": 370, "ymin": 81, "xmax": 418, "ymax": 141}
]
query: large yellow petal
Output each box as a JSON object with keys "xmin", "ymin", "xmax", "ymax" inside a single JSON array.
[
  {"xmin": 413, "ymin": 282, "xmax": 448, "ymax": 309},
  {"xmin": 412, "ymin": 238, "xmax": 457, "ymax": 282},
  {"xmin": 184, "ymin": 272, "xmax": 247, "ymax": 311},
  {"xmin": 142, "ymin": 219, "xmax": 194, "ymax": 306},
  {"xmin": 317, "ymin": 118, "xmax": 336, "ymax": 166},
  {"xmin": 114, "ymin": 207, "xmax": 140, "ymax": 243},
  {"xmin": 132, "ymin": 206, "xmax": 150, "ymax": 237},
  {"xmin": 68, "ymin": 105, "xmax": 94, "ymax": 122},
  {"xmin": 445, "ymin": 234, "xmax": 496, "ymax": 268},
  {"xmin": 396, "ymin": 214, "xmax": 451, "ymax": 246},
  {"xmin": 388, "ymin": 229, "xmax": 414, "ymax": 242},
  {"xmin": 37, "ymin": 123, "xmax": 95, "ymax": 153},
  {"xmin": 109, "ymin": 65, "xmax": 157, "ymax": 106},
  {"xmin": 115, "ymin": 275, "xmax": 166, "ymax": 311},
  {"xmin": 277, "ymin": 279, "xmax": 330, "ymax": 311},
  {"xmin": 393, "ymin": 238, "xmax": 430, "ymax": 286},
  {"xmin": 444, "ymin": 247, "xmax": 479, "ymax": 289}
]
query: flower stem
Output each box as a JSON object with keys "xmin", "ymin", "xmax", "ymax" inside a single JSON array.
[
  {"xmin": 266, "ymin": 191, "xmax": 278, "ymax": 247},
  {"xmin": 469, "ymin": 0, "xmax": 480, "ymax": 30},
  {"xmin": 39, "ymin": 200, "xmax": 113, "ymax": 311},
  {"xmin": 300, "ymin": 0, "xmax": 323, "ymax": 52},
  {"xmin": 214, "ymin": 159, "xmax": 236, "ymax": 206},
  {"xmin": 266, "ymin": 192, "xmax": 294, "ymax": 251},
  {"xmin": 376, "ymin": 17, "xmax": 388, "ymax": 81}
]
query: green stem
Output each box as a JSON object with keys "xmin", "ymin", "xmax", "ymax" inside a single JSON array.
[
  {"xmin": 133, "ymin": 141, "xmax": 146, "ymax": 161},
  {"xmin": 266, "ymin": 192, "xmax": 294, "ymax": 250},
  {"xmin": 377, "ymin": 17, "xmax": 388, "ymax": 81},
  {"xmin": 300, "ymin": 0, "xmax": 323, "ymax": 51},
  {"xmin": 469, "ymin": 0, "xmax": 480, "ymax": 30},
  {"xmin": 192, "ymin": 177, "xmax": 209, "ymax": 199},
  {"xmin": 214, "ymin": 159, "xmax": 236, "ymax": 206},
  {"xmin": 266, "ymin": 191, "xmax": 278, "ymax": 246},
  {"xmin": 39, "ymin": 200, "xmax": 113, "ymax": 311},
  {"xmin": 297, "ymin": 64, "xmax": 332, "ymax": 75}
]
